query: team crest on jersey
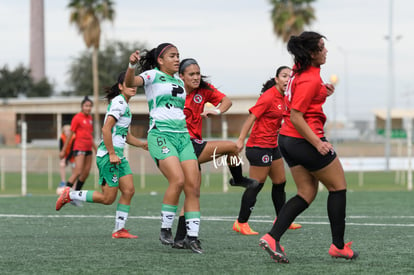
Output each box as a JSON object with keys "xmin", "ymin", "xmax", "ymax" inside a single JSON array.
[
  {"xmin": 161, "ymin": 146, "xmax": 170, "ymax": 154},
  {"xmin": 144, "ymin": 73, "xmax": 151, "ymax": 80},
  {"xmin": 112, "ymin": 174, "xmax": 118, "ymax": 183},
  {"xmin": 262, "ymin": 154, "xmax": 270, "ymax": 163},
  {"xmin": 193, "ymin": 94, "xmax": 203, "ymax": 103}
]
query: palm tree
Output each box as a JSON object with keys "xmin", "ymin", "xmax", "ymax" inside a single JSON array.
[
  {"xmin": 68, "ymin": 0, "xmax": 115, "ymax": 138},
  {"xmin": 269, "ymin": 0, "xmax": 316, "ymax": 43}
]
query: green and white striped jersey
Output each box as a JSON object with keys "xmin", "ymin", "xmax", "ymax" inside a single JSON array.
[
  {"xmin": 96, "ymin": 94, "xmax": 131, "ymax": 158},
  {"xmin": 140, "ymin": 68, "xmax": 187, "ymax": 133}
]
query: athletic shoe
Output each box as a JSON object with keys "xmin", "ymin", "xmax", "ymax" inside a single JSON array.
[
  {"xmin": 159, "ymin": 228, "xmax": 174, "ymax": 245},
  {"xmin": 172, "ymin": 238, "xmax": 186, "ymax": 249},
  {"xmin": 329, "ymin": 241, "xmax": 359, "ymax": 260},
  {"xmin": 55, "ymin": 187, "xmax": 71, "ymax": 211},
  {"xmin": 273, "ymin": 218, "xmax": 302, "ymax": 230},
  {"xmin": 229, "ymin": 177, "xmax": 259, "ymax": 188},
  {"xmin": 112, "ymin": 228, "xmax": 138, "ymax": 239},
  {"xmin": 233, "ymin": 220, "xmax": 259, "ymax": 235},
  {"xmin": 259, "ymin": 233, "xmax": 289, "ymax": 263},
  {"xmin": 288, "ymin": 223, "xmax": 302, "ymax": 230},
  {"xmin": 184, "ymin": 237, "xmax": 203, "ymax": 254}
]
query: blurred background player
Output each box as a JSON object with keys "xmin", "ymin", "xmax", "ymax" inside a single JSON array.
[
  {"xmin": 56, "ymin": 125, "xmax": 75, "ymax": 195},
  {"xmin": 60, "ymin": 96, "xmax": 97, "ymax": 197}
]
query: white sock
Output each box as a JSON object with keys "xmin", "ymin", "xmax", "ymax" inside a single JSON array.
[
  {"xmin": 69, "ymin": 190, "xmax": 87, "ymax": 201},
  {"xmin": 186, "ymin": 218, "xmax": 200, "ymax": 237},
  {"xmin": 161, "ymin": 211, "xmax": 176, "ymax": 228},
  {"xmin": 114, "ymin": 211, "xmax": 129, "ymax": 232}
]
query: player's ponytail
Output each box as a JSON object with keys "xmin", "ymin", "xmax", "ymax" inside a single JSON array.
[{"xmin": 103, "ymin": 72, "xmax": 125, "ymax": 103}]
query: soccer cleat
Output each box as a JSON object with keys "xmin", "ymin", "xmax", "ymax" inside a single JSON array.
[
  {"xmin": 233, "ymin": 220, "xmax": 259, "ymax": 235},
  {"xmin": 159, "ymin": 228, "xmax": 174, "ymax": 245},
  {"xmin": 259, "ymin": 233, "xmax": 289, "ymax": 263},
  {"xmin": 273, "ymin": 218, "xmax": 302, "ymax": 230},
  {"xmin": 172, "ymin": 238, "xmax": 186, "ymax": 249},
  {"xmin": 112, "ymin": 228, "xmax": 138, "ymax": 239},
  {"xmin": 329, "ymin": 241, "xmax": 359, "ymax": 260},
  {"xmin": 55, "ymin": 187, "xmax": 71, "ymax": 211},
  {"xmin": 184, "ymin": 236, "xmax": 203, "ymax": 254},
  {"xmin": 289, "ymin": 223, "xmax": 302, "ymax": 230},
  {"xmin": 229, "ymin": 177, "xmax": 259, "ymax": 189}
]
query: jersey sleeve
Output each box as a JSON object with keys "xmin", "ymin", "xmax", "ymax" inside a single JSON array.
[
  {"xmin": 139, "ymin": 69, "xmax": 156, "ymax": 86},
  {"xmin": 291, "ymin": 77, "xmax": 320, "ymax": 114},
  {"xmin": 249, "ymin": 91, "xmax": 271, "ymax": 118},
  {"xmin": 205, "ymin": 84, "xmax": 226, "ymax": 106},
  {"xmin": 107, "ymin": 97, "xmax": 127, "ymax": 121}
]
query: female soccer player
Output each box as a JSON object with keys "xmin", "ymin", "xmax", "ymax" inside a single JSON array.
[
  {"xmin": 57, "ymin": 125, "xmax": 75, "ymax": 195},
  {"xmin": 56, "ymin": 72, "xmax": 148, "ymax": 239},
  {"xmin": 60, "ymin": 96, "xmax": 96, "ymax": 193},
  {"xmin": 259, "ymin": 31, "xmax": 358, "ymax": 263},
  {"xmin": 233, "ymin": 66, "xmax": 301, "ymax": 235},
  {"xmin": 170, "ymin": 58, "xmax": 258, "ymax": 247},
  {"xmin": 125, "ymin": 44, "xmax": 203, "ymax": 254}
]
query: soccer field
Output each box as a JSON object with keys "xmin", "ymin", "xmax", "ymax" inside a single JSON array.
[{"xmin": 0, "ymin": 187, "xmax": 413, "ymax": 274}]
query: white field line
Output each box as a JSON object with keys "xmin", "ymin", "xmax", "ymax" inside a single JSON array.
[{"xmin": 0, "ymin": 214, "xmax": 413, "ymax": 227}]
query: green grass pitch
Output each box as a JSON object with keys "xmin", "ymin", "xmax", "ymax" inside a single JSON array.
[{"xmin": 0, "ymin": 172, "xmax": 413, "ymax": 274}]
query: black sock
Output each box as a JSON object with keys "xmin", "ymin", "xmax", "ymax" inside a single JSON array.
[
  {"xmin": 228, "ymin": 165, "xmax": 243, "ymax": 182},
  {"xmin": 269, "ymin": 195, "xmax": 308, "ymax": 241},
  {"xmin": 174, "ymin": 216, "xmax": 187, "ymax": 242},
  {"xmin": 272, "ymin": 182, "xmax": 286, "ymax": 216},
  {"xmin": 75, "ymin": 180, "xmax": 84, "ymax": 191},
  {"xmin": 237, "ymin": 183, "xmax": 264, "ymax": 223},
  {"xmin": 328, "ymin": 189, "xmax": 346, "ymax": 249},
  {"xmin": 66, "ymin": 181, "xmax": 73, "ymax": 188}
]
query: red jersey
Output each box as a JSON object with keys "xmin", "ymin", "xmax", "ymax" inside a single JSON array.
[
  {"xmin": 184, "ymin": 83, "xmax": 225, "ymax": 140},
  {"xmin": 280, "ymin": 66, "xmax": 327, "ymax": 138},
  {"xmin": 70, "ymin": 112, "xmax": 93, "ymax": 151},
  {"xmin": 246, "ymin": 86, "xmax": 284, "ymax": 148}
]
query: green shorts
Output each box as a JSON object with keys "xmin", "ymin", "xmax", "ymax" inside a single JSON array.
[
  {"xmin": 96, "ymin": 154, "xmax": 132, "ymax": 187},
  {"xmin": 147, "ymin": 129, "xmax": 197, "ymax": 165}
]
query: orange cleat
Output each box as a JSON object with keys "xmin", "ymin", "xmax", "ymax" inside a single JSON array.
[
  {"xmin": 233, "ymin": 220, "xmax": 259, "ymax": 235},
  {"xmin": 328, "ymin": 241, "xmax": 359, "ymax": 260},
  {"xmin": 273, "ymin": 218, "xmax": 302, "ymax": 230},
  {"xmin": 56, "ymin": 187, "xmax": 71, "ymax": 211},
  {"xmin": 259, "ymin": 233, "xmax": 289, "ymax": 263},
  {"xmin": 112, "ymin": 228, "xmax": 138, "ymax": 239}
]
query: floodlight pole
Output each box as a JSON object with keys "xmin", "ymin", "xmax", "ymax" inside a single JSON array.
[{"xmin": 385, "ymin": 0, "xmax": 394, "ymax": 171}]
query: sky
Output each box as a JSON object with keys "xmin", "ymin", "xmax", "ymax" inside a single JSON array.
[{"xmin": 1, "ymin": 0, "xmax": 413, "ymax": 122}]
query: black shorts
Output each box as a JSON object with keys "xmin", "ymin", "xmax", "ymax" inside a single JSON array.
[
  {"xmin": 191, "ymin": 139, "xmax": 207, "ymax": 158},
  {"xmin": 73, "ymin": 150, "xmax": 93, "ymax": 157},
  {"xmin": 278, "ymin": 134, "xmax": 336, "ymax": 172},
  {"xmin": 245, "ymin": 146, "xmax": 282, "ymax": 167}
]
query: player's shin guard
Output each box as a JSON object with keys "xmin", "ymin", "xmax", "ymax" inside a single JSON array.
[
  {"xmin": 327, "ymin": 189, "xmax": 347, "ymax": 249},
  {"xmin": 238, "ymin": 183, "xmax": 264, "ymax": 222},
  {"xmin": 270, "ymin": 195, "xmax": 308, "ymax": 240}
]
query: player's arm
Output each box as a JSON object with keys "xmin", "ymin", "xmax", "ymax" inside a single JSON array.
[
  {"xmin": 125, "ymin": 50, "xmax": 144, "ymax": 88},
  {"xmin": 102, "ymin": 116, "xmax": 121, "ymax": 164},
  {"xmin": 290, "ymin": 109, "xmax": 333, "ymax": 156},
  {"xmin": 236, "ymin": 113, "xmax": 256, "ymax": 152},
  {"xmin": 126, "ymin": 132, "xmax": 148, "ymax": 151}
]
